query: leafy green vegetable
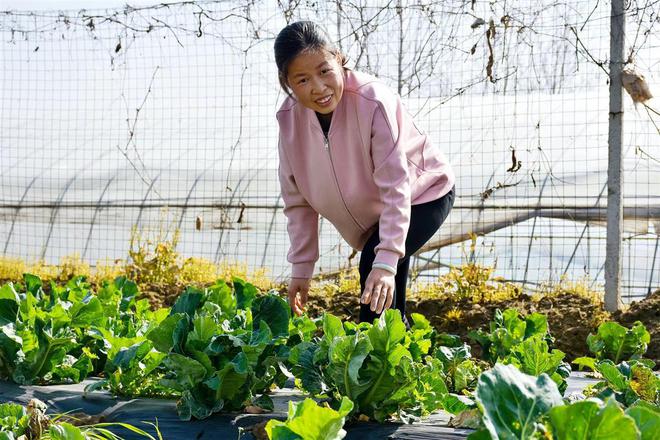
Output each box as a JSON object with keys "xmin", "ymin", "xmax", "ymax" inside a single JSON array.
[
  {"xmin": 434, "ymin": 343, "xmax": 482, "ymax": 393},
  {"xmin": 578, "ymin": 359, "xmax": 659, "ymax": 407},
  {"xmin": 289, "ymin": 309, "xmax": 452, "ymax": 422},
  {"xmin": 233, "ymin": 277, "xmax": 258, "ymax": 309},
  {"xmin": 468, "ymin": 308, "xmax": 554, "ymax": 364},
  {"xmin": 145, "ymin": 279, "xmax": 292, "ymax": 420},
  {"xmin": 405, "ymin": 313, "xmax": 435, "ymax": 361},
  {"xmin": 0, "ymin": 403, "xmax": 27, "ymax": 434},
  {"xmin": 572, "ymin": 356, "xmax": 598, "ymax": 372},
  {"xmin": 81, "ymin": 277, "xmax": 170, "ymax": 397},
  {"xmin": 86, "ymin": 340, "xmax": 170, "ymax": 398},
  {"xmin": 289, "ymin": 341, "xmax": 325, "ymax": 395},
  {"xmin": 548, "ymin": 397, "xmax": 640, "ymax": 439},
  {"xmin": 265, "ymin": 396, "xmax": 354, "ymax": 440},
  {"xmin": 624, "ymin": 400, "xmax": 660, "ymax": 440},
  {"xmin": 469, "ymin": 363, "xmax": 659, "ymax": 440},
  {"xmin": 0, "ymin": 275, "xmax": 168, "ymax": 387},
  {"xmin": 586, "ymin": 321, "xmax": 650, "ymax": 363},
  {"xmin": 629, "ymin": 365, "xmax": 660, "ymax": 404},
  {"xmin": 619, "ymin": 400, "xmax": 659, "ymax": 440},
  {"xmin": 499, "ymin": 335, "xmax": 569, "ymax": 394},
  {"xmin": 0, "ymin": 277, "xmax": 93, "ymax": 384},
  {"xmin": 467, "ymin": 308, "xmax": 570, "ymax": 395},
  {"xmin": 288, "ymin": 314, "xmax": 320, "ymax": 345},
  {"xmin": 474, "ymin": 363, "xmax": 563, "ymax": 439}
]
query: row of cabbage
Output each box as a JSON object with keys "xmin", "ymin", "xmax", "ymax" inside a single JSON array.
[{"xmin": 0, "ymin": 275, "xmax": 658, "ymax": 439}]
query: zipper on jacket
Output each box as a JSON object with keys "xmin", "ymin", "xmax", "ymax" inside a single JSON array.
[
  {"xmin": 313, "ymin": 115, "xmax": 366, "ymax": 231},
  {"xmin": 322, "ymin": 131, "xmax": 366, "ymax": 232}
]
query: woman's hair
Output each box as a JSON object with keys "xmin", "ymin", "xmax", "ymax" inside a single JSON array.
[{"xmin": 274, "ymin": 21, "xmax": 347, "ymax": 95}]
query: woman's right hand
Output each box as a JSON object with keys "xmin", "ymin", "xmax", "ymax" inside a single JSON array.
[{"xmin": 288, "ymin": 277, "xmax": 311, "ymax": 316}]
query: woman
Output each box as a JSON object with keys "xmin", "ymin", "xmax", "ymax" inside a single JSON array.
[{"xmin": 274, "ymin": 21, "xmax": 455, "ymax": 324}]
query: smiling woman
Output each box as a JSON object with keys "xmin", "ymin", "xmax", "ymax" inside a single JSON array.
[
  {"xmin": 285, "ymin": 50, "xmax": 344, "ymax": 131},
  {"xmin": 273, "ymin": 21, "xmax": 456, "ymax": 326}
]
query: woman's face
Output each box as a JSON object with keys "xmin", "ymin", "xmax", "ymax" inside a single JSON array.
[{"xmin": 286, "ymin": 48, "xmax": 344, "ymax": 115}]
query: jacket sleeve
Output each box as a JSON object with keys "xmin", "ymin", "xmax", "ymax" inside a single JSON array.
[
  {"xmin": 278, "ymin": 140, "xmax": 320, "ymax": 279},
  {"xmin": 370, "ymin": 101, "xmax": 411, "ymax": 271}
]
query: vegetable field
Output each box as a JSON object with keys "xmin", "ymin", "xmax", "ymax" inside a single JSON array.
[
  {"xmin": 1, "ymin": 0, "xmax": 659, "ymax": 439},
  {"xmin": 1, "ymin": 275, "xmax": 657, "ymax": 439}
]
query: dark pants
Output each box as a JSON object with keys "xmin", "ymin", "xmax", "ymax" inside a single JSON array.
[{"xmin": 359, "ymin": 187, "xmax": 455, "ymax": 325}]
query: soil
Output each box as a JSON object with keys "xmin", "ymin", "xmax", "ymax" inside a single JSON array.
[{"xmin": 141, "ymin": 282, "xmax": 182, "ymax": 309}]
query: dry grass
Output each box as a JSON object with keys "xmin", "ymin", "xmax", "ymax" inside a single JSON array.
[
  {"xmin": 409, "ymin": 263, "xmax": 523, "ymax": 303},
  {"xmin": 0, "ymin": 226, "xmax": 279, "ymax": 296},
  {"xmin": 532, "ymin": 275, "xmax": 605, "ymax": 308},
  {"xmin": 308, "ymin": 266, "xmax": 361, "ymax": 299},
  {"xmin": 0, "ymin": 256, "xmax": 26, "ymax": 282}
]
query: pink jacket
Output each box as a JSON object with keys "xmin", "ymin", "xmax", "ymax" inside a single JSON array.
[{"xmin": 277, "ymin": 70, "xmax": 455, "ymax": 279}]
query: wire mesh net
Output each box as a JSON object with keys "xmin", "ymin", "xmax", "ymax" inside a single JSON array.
[{"xmin": 1, "ymin": 0, "xmax": 658, "ymax": 301}]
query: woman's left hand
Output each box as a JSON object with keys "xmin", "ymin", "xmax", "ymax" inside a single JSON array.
[{"xmin": 360, "ymin": 268, "xmax": 396, "ymax": 314}]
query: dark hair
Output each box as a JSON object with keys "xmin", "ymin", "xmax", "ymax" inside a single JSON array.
[{"xmin": 274, "ymin": 21, "xmax": 347, "ymax": 95}]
